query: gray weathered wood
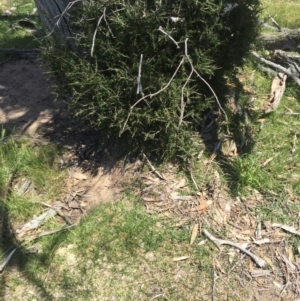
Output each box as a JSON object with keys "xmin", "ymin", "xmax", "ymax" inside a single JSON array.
[{"xmin": 261, "ymin": 28, "xmax": 300, "ymax": 51}]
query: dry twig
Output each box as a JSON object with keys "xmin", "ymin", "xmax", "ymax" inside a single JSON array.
[
  {"xmin": 91, "ymin": 7, "xmax": 106, "ymax": 57},
  {"xmin": 137, "ymin": 54, "xmax": 144, "ymax": 96},
  {"xmin": 142, "ymin": 153, "xmax": 165, "ymax": 181},
  {"xmin": 203, "ymin": 229, "xmax": 266, "ymax": 268},
  {"xmin": 122, "ymin": 31, "xmax": 229, "ymax": 134},
  {"xmin": 252, "ymin": 51, "xmax": 300, "ymax": 86},
  {"xmin": 266, "ymin": 13, "xmax": 281, "ymax": 32}
]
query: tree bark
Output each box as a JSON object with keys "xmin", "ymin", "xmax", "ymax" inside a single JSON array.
[
  {"xmin": 261, "ymin": 28, "xmax": 300, "ymax": 51},
  {"xmin": 34, "ymin": 0, "xmax": 79, "ymax": 52}
]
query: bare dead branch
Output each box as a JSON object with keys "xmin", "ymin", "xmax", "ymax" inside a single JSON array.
[
  {"xmin": 41, "ymin": 0, "xmax": 83, "ymax": 40},
  {"xmin": 266, "ymin": 13, "xmax": 281, "ymax": 32},
  {"xmin": 158, "ymin": 26, "xmax": 181, "ymax": 48},
  {"xmin": 183, "ymin": 39, "xmax": 229, "ymax": 134},
  {"xmin": 137, "ymin": 54, "xmax": 144, "ymax": 96},
  {"xmin": 179, "ymin": 70, "xmax": 193, "ymax": 127},
  {"xmin": 203, "ymin": 229, "xmax": 267, "ymax": 268},
  {"xmin": 252, "ymin": 51, "xmax": 300, "ymax": 86},
  {"xmin": 91, "ymin": 7, "xmax": 106, "ymax": 57},
  {"xmin": 142, "ymin": 153, "xmax": 166, "ymax": 181},
  {"xmin": 121, "ymin": 57, "xmax": 185, "ymax": 133}
]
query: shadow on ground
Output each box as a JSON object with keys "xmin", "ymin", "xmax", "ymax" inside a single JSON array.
[{"xmin": 0, "ymin": 57, "xmax": 125, "ymax": 299}]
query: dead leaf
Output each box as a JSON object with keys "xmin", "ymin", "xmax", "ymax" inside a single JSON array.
[
  {"xmin": 72, "ymin": 172, "xmax": 87, "ymax": 180},
  {"xmin": 272, "ymin": 223, "xmax": 300, "ymax": 236},
  {"xmin": 173, "ymin": 256, "xmax": 189, "ymax": 261},
  {"xmin": 191, "ymin": 200, "xmax": 213, "ymax": 212},
  {"xmin": 190, "ymin": 224, "xmax": 199, "ymax": 245}
]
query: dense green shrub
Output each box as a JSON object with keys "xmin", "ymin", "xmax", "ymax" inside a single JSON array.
[{"xmin": 44, "ymin": 0, "xmax": 261, "ymax": 161}]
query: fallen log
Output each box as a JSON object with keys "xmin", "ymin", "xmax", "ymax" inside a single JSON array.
[{"xmin": 261, "ymin": 28, "xmax": 300, "ymax": 51}]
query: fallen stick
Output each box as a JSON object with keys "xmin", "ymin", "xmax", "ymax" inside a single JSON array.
[
  {"xmin": 35, "ymin": 202, "xmax": 73, "ymax": 225},
  {"xmin": 142, "ymin": 153, "xmax": 165, "ymax": 181},
  {"xmin": 203, "ymin": 229, "xmax": 266, "ymax": 268},
  {"xmin": 24, "ymin": 224, "xmax": 76, "ymax": 243},
  {"xmin": 272, "ymin": 223, "xmax": 300, "ymax": 236},
  {"xmin": 252, "ymin": 51, "xmax": 300, "ymax": 86}
]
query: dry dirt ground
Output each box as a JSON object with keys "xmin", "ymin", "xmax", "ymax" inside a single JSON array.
[{"xmin": 0, "ymin": 58, "xmax": 122, "ymax": 212}]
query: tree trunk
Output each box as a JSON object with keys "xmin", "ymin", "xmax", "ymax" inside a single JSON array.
[
  {"xmin": 34, "ymin": 0, "xmax": 79, "ymax": 52},
  {"xmin": 261, "ymin": 28, "xmax": 300, "ymax": 51}
]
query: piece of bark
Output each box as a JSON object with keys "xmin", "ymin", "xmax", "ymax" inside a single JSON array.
[{"xmin": 264, "ymin": 72, "xmax": 287, "ymax": 113}]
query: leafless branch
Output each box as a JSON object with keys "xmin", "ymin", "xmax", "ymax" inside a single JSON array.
[
  {"xmin": 91, "ymin": 8, "xmax": 106, "ymax": 57},
  {"xmin": 252, "ymin": 51, "xmax": 300, "ymax": 86},
  {"xmin": 137, "ymin": 54, "xmax": 144, "ymax": 96},
  {"xmin": 42, "ymin": 0, "xmax": 83, "ymax": 40},
  {"xmin": 183, "ymin": 39, "xmax": 230, "ymax": 134},
  {"xmin": 103, "ymin": 7, "xmax": 114, "ymax": 38},
  {"xmin": 142, "ymin": 153, "xmax": 165, "ymax": 181},
  {"xmin": 179, "ymin": 70, "xmax": 193, "ymax": 127},
  {"xmin": 266, "ymin": 13, "xmax": 282, "ymax": 32},
  {"xmin": 189, "ymin": 163, "xmax": 199, "ymax": 191},
  {"xmin": 122, "ymin": 32, "xmax": 229, "ymax": 135},
  {"xmin": 158, "ymin": 26, "xmax": 180, "ymax": 48},
  {"xmin": 121, "ymin": 57, "xmax": 185, "ymax": 133},
  {"xmin": 24, "ymin": 225, "xmax": 76, "ymax": 243},
  {"xmin": 203, "ymin": 229, "xmax": 267, "ymax": 268}
]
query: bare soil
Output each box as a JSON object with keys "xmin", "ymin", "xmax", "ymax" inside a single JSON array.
[{"xmin": 0, "ymin": 58, "xmax": 122, "ymax": 214}]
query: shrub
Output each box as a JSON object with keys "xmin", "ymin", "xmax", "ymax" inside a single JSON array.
[{"xmin": 44, "ymin": 0, "xmax": 261, "ymax": 162}]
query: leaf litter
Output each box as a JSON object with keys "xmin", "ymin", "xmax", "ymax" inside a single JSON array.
[{"xmin": 138, "ymin": 156, "xmax": 300, "ymax": 300}]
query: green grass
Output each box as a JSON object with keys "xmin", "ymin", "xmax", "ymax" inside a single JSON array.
[
  {"xmin": 40, "ymin": 200, "xmax": 212, "ymax": 300},
  {"xmin": 261, "ymin": 0, "xmax": 300, "ymax": 28},
  {"xmin": 0, "ymin": 0, "xmax": 40, "ymax": 49},
  {"xmin": 2, "ymin": 198, "xmax": 213, "ymax": 300},
  {"xmin": 0, "ymin": 132, "xmax": 65, "ymax": 221}
]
